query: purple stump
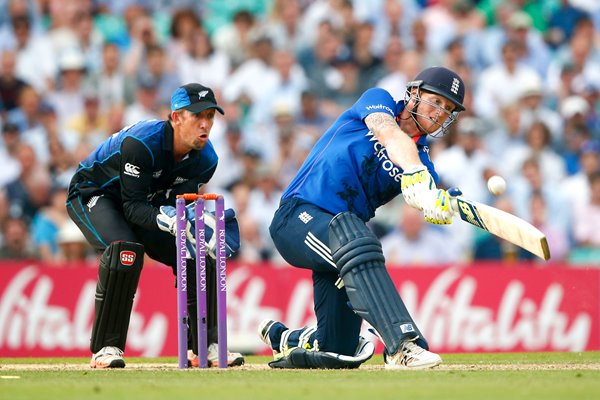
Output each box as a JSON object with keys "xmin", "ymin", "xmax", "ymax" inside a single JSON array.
[
  {"xmin": 195, "ymin": 198, "xmax": 208, "ymax": 368},
  {"xmin": 175, "ymin": 197, "xmax": 188, "ymax": 369},
  {"xmin": 215, "ymin": 196, "xmax": 228, "ymax": 368}
]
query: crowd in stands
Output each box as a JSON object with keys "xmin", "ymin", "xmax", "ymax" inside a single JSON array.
[{"xmin": 0, "ymin": 0, "xmax": 599, "ymax": 266}]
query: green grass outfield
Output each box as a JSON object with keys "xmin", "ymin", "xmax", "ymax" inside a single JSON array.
[{"xmin": 2, "ymin": 352, "xmax": 600, "ymax": 400}]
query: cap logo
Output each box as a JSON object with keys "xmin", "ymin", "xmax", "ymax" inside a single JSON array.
[
  {"xmin": 198, "ymin": 90, "xmax": 209, "ymax": 99},
  {"xmin": 451, "ymin": 78, "xmax": 460, "ymax": 95}
]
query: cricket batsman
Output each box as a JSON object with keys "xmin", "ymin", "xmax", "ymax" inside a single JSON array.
[{"xmin": 259, "ymin": 67, "xmax": 466, "ymax": 369}]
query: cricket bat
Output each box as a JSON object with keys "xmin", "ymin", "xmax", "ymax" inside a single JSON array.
[{"xmin": 450, "ymin": 195, "xmax": 551, "ymax": 261}]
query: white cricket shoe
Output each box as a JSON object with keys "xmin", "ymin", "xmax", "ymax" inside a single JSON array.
[
  {"xmin": 90, "ymin": 346, "xmax": 125, "ymax": 368},
  {"xmin": 384, "ymin": 338, "xmax": 442, "ymax": 370},
  {"xmin": 206, "ymin": 343, "xmax": 244, "ymax": 367}
]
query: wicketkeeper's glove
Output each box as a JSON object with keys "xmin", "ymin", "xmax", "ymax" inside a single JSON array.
[
  {"xmin": 156, "ymin": 205, "xmax": 185, "ymax": 236},
  {"xmin": 185, "ymin": 205, "xmax": 240, "ymax": 259}
]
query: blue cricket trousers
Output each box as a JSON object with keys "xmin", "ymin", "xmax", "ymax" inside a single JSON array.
[{"xmin": 269, "ymin": 197, "xmax": 362, "ymax": 355}]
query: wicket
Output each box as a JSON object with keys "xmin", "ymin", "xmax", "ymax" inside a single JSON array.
[{"xmin": 175, "ymin": 193, "xmax": 228, "ymax": 369}]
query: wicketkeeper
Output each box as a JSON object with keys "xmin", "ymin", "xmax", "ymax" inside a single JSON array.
[
  {"xmin": 67, "ymin": 83, "xmax": 243, "ymax": 368},
  {"xmin": 260, "ymin": 67, "xmax": 466, "ymax": 369}
]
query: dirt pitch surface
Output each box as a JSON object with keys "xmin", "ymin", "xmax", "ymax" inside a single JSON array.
[{"xmin": 2, "ymin": 362, "xmax": 600, "ymax": 372}]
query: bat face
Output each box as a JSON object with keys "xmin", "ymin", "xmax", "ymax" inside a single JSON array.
[{"xmin": 452, "ymin": 197, "xmax": 551, "ymax": 261}]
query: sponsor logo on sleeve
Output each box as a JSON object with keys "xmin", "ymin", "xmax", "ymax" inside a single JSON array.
[{"xmin": 365, "ymin": 104, "xmax": 394, "ymax": 116}]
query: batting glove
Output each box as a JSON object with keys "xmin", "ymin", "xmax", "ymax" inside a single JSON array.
[
  {"xmin": 400, "ymin": 165, "xmax": 436, "ymax": 210},
  {"xmin": 422, "ymin": 189, "xmax": 453, "ymax": 225}
]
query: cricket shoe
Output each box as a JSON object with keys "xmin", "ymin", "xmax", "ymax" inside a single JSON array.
[
  {"xmin": 384, "ymin": 338, "xmax": 442, "ymax": 370},
  {"xmin": 188, "ymin": 345, "xmax": 245, "ymax": 367},
  {"xmin": 257, "ymin": 319, "xmax": 289, "ymax": 359},
  {"xmin": 90, "ymin": 346, "xmax": 125, "ymax": 368}
]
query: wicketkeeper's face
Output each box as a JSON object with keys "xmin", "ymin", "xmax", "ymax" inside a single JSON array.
[{"xmin": 175, "ymin": 108, "xmax": 216, "ymax": 151}]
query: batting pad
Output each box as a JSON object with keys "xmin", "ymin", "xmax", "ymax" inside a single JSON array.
[
  {"xmin": 90, "ymin": 241, "xmax": 144, "ymax": 353},
  {"xmin": 328, "ymin": 212, "xmax": 427, "ymax": 355}
]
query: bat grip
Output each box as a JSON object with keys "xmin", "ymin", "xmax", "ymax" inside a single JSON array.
[{"xmin": 447, "ymin": 187, "xmax": 463, "ymax": 214}]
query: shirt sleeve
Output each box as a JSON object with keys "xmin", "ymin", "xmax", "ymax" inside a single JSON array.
[
  {"xmin": 351, "ymin": 88, "xmax": 397, "ymax": 121},
  {"xmin": 119, "ymin": 136, "xmax": 160, "ymax": 230}
]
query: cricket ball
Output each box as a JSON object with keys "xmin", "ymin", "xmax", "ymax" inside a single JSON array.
[{"xmin": 487, "ymin": 175, "xmax": 506, "ymax": 196}]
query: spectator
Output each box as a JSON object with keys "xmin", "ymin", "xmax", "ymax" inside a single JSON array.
[
  {"xmin": 563, "ymin": 140, "xmax": 600, "ymax": 209},
  {"xmin": 135, "ymin": 44, "xmax": 180, "ymax": 106},
  {"xmin": 122, "ymin": 11, "xmax": 160, "ymax": 79},
  {"xmin": 265, "ymin": 0, "xmax": 304, "ymax": 54},
  {"xmin": 546, "ymin": 0, "xmax": 589, "ymax": 50},
  {"xmin": 208, "ymin": 122, "xmax": 245, "ymax": 193},
  {"xmin": 73, "ymin": 9, "xmax": 104, "ymax": 73},
  {"xmin": 473, "ymin": 196, "xmax": 536, "ymax": 262},
  {"xmin": 297, "ymin": 22, "xmax": 343, "ymax": 101},
  {"xmin": 0, "ymin": 49, "xmax": 27, "ymax": 113},
  {"xmin": 246, "ymin": 163, "xmax": 283, "ymax": 260},
  {"xmin": 0, "ymin": 188, "xmax": 8, "ymax": 244},
  {"xmin": 510, "ymin": 157, "xmax": 570, "ymax": 232},
  {"xmin": 122, "ymin": 77, "xmax": 160, "ymax": 126},
  {"xmin": 406, "ymin": 18, "xmax": 442, "ymax": 68},
  {"xmin": 222, "ymin": 34, "xmax": 274, "ymax": 109},
  {"xmin": 212, "ymin": 10, "xmax": 257, "ymax": 68},
  {"xmin": 516, "ymin": 75, "xmax": 562, "ymax": 142},
  {"xmin": 55, "ymin": 220, "xmax": 91, "ymax": 263},
  {"xmin": 0, "ymin": 216, "xmax": 38, "ymax": 260},
  {"xmin": 381, "ymin": 204, "xmax": 460, "ymax": 266},
  {"xmin": 0, "ymin": 122, "xmax": 22, "ymax": 187},
  {"xmin": 228, "ymin": 181, "xmax": 265, "ymax": 262},
  {"xmin": 10, "ymin": 13, "xmax": 57, "ymax": 93},
  {"xmin": 529, "ymin": 191, "xmax": 570, "ymax": 262},
  {"xmin": 165, "ymin": 8, "xmax": 202, "ymax": 66},
  {"xmin": 558, "ymin": 95, "xmax": 593, "ymax": 174},
  {"xmin": 4, "ymin": 143, "xmax": 49, "ymax": 221},
  {"xmin": 65, "ymin": 90, "xmax": 109, "ymax": 148},
  {"xmin": 503, "ymin": 10, "xmax": 552, "ymax": 77},
  {"xmin": 377, "ymin": 48, "xmax": 423, "ymax": 102},
  {"xmin": 370, "ymin": 0, "xmax": 420, "ymax": 58},
  {"xmin": 433, "ymin": 116, "xmax": 496, "ymax": 203},
  {"xmin": 178, "ymin": 27, "xmax": 231, "ymax": 93},
  {"xmin": 47, "ymin": 49, "xmax": 87, "ymax": 131},
  {"xmin": 30, "ymin": 185, "xmax": 70, "ymax": 263},
  {"xmin": 547, "ymin": 17, "xmax": 600, "ymax": 97},
  {"xmin": 87, "ymin": 42, "xmax": 125, "ymax": 112},
  {"xmin": 572, "ymin": 172, "xmax": 600, "ymax": 248},
  {"xmin": 502, "ymin": 121, "xmax": 567, "ymax": 184},
  {"xmin": 473, "ymin": 40, "xmax": 540, "ymax": 120},
  {"xmin": 295, "ymin": 90, "xmax": 332, "ymax": 141}
]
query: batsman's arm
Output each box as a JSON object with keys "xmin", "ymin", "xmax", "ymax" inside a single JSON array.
[{"xmin": 365, "ymin": 112, "xmax": 424, "ymax": 170}]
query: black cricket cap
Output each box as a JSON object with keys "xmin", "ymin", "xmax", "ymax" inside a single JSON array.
[{"xmin": 170, "ymin": 83, "xmax": 224, "ymax": 115}]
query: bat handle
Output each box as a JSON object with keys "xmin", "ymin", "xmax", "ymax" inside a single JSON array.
[{"xmin": 447, "ymin": 187, "xmax": 463, "ymax": 214}]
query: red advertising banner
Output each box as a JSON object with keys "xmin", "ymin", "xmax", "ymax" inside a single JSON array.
[{"xmin": 0, "ymin": 261, "xmax": 598, "ymax": 358}]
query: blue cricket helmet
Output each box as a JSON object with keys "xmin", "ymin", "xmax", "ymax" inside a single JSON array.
[{"xmin": 407, "ymin": 66, "xmax": 466, "ymax": 112}]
